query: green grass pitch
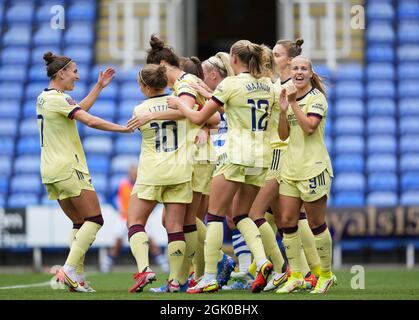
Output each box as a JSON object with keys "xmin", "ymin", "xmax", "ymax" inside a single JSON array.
[{"xmin": 1, "ymin": 269, "xmax": 419, "ymax": 300}]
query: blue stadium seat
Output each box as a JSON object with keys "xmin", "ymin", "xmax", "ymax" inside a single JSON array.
[
  {"xmin": 2, "ymin": 26, "xmax": 31, "ymax": 46},
  {"xmin": 0, "ymin": 156, "xmax": 12, "ymax": 176},
  {"xmin": 399, "ymin": 117, "xmax": 419, "ymax": 135},
  {"xmin": 1, "ymin": 47, "xmax": 30, "ymax": 65},
  {"xmin": 334, "ymin": 99, "xmax": 364, "ymax": 117},
  {"xmin": 91, "ymin": 83, "xmax": 118, "ymax": 100},
  {"xmin": 398, "ymin": 1, "xmax": 419, "ymax": 19},
  {"xmin": 399, "ymin": 98, "xmax": 419, "ymax": 116},
  {"xmin": 400, "ymin": 134, "xmax": 419, "ymax": 153},
  {"xmin": 0, "ymin": 176, "xmax": 8, "ymax": 194},
  {"xmin": 111, "ymin": 155, "xmax": 138, "ymax": 174},
  {"xmin": 19, "ymin": 119, "xmax": 39, "ymax": 137},
  {"xmin": 114, "ymin": 136, "xmax": 141, "ymax": 155},
  {"xmin": 334, "ymin": 135, "xmax": 364, "ymax": 154},
  {"xmin": 25, "ymin": 83, "xmax": 48, "ymax": 99},
  {"xmin": 367, "ymin": 2, "xmax": 395, "ymax": 20},
  {"xmin": 11, "ymin": 174, "xmax": 42, "ymax": 193},
  {"xmin": 0, "ymin": 138, "xmax": 14, "ymax": 156},
  {"xmin": 312, "ymin": 64, "xmax": 333, "ymax": 81},
  {"xmin": 324, "ymin": 135, "xmax": 333, "ymax": 155},
  {"xmin": 35, "ymin": 4, "xmax": 57, "ymax": 23},
  {"xmin": 401, "ymin": 173, "xmax": 419, "ymax": 190},
  {"xmin": 334, "ymin": 173, "xmax": 366, "ymax": 192},
  {"xmin": 28, "ymin": 64, "xmax": 47, "ymax": 81},
  {"xmin": 366, "ymin": 22, "xmax": 395, "ymax": 43},
  {"xmin": 33, "ymin": 25, "xmax": 62, "ymax": 46},
  {"xmin": 83, "ymin": 136, "xmax": 113, "ymax": 155},
  {"xmin": 367, "ymin": 45, "xmax": 395, "ymax": 62},
  {"xmin": 400, "ymin": 153, "xmax": 419, "ymax": 172},
  {"xmin": 367, "ymin": 154, "xmax": 397, "ymax": 173},
  {"xmin": 367, "ymin": 63, "xmax": 395, "ymax": 80},
  {"xmin": 367, "ymin": 99, "xmax": 396, "ymax": 117},
  {"xmin": 398, "ymin": 44, "xmax": 419, "ymax": 61},
  {"xmin": 336, "ymin": 63, "xmax": 363, "ymax": 80},
  {"xmin": 17, "ymin": 137, "xmax": 40, "ymax": 155},
  {"xmin": 333, "ymin": 192, "xmax": 365, "ymax": 207},
  {"xmin": 40, "ymin": 194, "xmax": 59, "ymax": 206},
  {"xmin": 120, "ymin": 83, "xmax": 147, "ymax": 101},
  {"xmin": 8, "ymin": 193, "xmax": 39, "ymax": 207},
  {"xmin": 14, "ymin": 155, "xmax": 40, "ymax": 174},
  {"xmin": 31, "ymin": 46, "xmax": 60, "ymax": 64},
  {"xmin": 401, "ymin": 191, "xmax": 419, "ymax": 205},
  {"xmin": 110, "ymin": 174, "xmax": 125, "ymax": 191},
  {"xmin": 398, "ymin": 21, "xmax": 419, "ymax": 43},
  {"xmin": 64, "ymin": 24, "xmax": 94, "ymax": 46},
  {"xmin": 118, "ymin": 100, "xmax": 138, "ymax": 119},
  {"xmin": 90, "ymin": 173, "xmax": 108, "ymax": 194},
  {"xmin": 399, "ymin": 80, "xmax": 419, "ymax": 98},
  {"xmin": 398, "ymin": 63, "xmax": 419, "ymax": 80},
  {"xmin": 367, "ymin": 117, "xmax": 396, "ymax": 135},
  {"xmin": 0, "ymin": 83, "xmax": 24, "ymax": 99},
  {"xmin": 335, "ymin": 81, "xmax": 364, "ymax": 98},
  {"xmin": 0, "ymin": 65, "xmax": 27, "ymax": 82},
  {"xmin": 119, "ymin": 68, "xmax": 142, "ymax": 83},
  {"xmin": 0, "ymin": 195, "xmax": 5, "ymax": 208},
  {"xmin": 6, "ymin": 4, "xmax": 34, "ymax": 24},
  {"xmin": 85, "ymin": 155, "xmax": 110, "ymax": 174},
  {"xmin": 90, "ymin": 64, "xmax": 118, "ymax": 82},
  {"xmin": 333, "ymin": 154, "xmax": 364, "ymax": 173},
  {"xmin": 333, "ymin": 117, "xmax": 364, "ymax": 136},
  {"xmin": 367, "ymin": 191, "xmax": 398, "ymax": 206},
  {"xmin": 0, "ymin": 119, "xmax": 18, "ymax": 137},
  {"xmin": 89, "ymin": 100, "xmax": 117, "ymax": 120},
  {"xmin": 0, "ymin": 100, "xmax": 21, "ymax": 119},
  {"xmin": 368, "ymin": 135, "xmax": 397, "ymax": 154},
  {"xmin": 367, "ymin": 81, "xmax": 396, "ymax": 99},
  {"xmin": 69, "ymin": 82, "xmax": 87, "ymax": 101},
  {"xmin": 368, "ymin": 173, "xmax": 398, "ymax": 192},
  {"xmin": 67, "ymin": 3, "xmax": 96, "ymax": 22},
  {"xmin": 63, "ymin": 46, "xmax": 93, "ymax": 65}
]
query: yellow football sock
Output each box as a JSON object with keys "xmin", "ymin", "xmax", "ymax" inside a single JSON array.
[
  {"xmin": 178, "ymin": 229, "xmax": 197, "ymax": 284},
  {"xmin": 248, "ymin": 260, "xmax": 257, "ymax": 276},
  {"xmin": 314, "ymin": 226, "xmax": 333, "ymax": 278},
  {"xmin": 258, "ymin": 221, "xmax": 285, "ymax": 273},
  {"xmin": 68, "ymin": 228, "xmax": 85, "ymax": 277},
  {"xmin": 129, "ymin": 232, "xmax": 150, "ymax": 272},
  {"xmin": 204, "ymin": 221, "xmax": 224, "ymax": 275},
  {"xmin": 236, "ymin": 217, "xmax": 266, "ymax": 262},
  {"xmin": 264, "ymin": 212, "xmax": 278, "ymax": 234},
  {"xmin": 65, "ymin": 221, "xmax": 101, "ymax": 268},
  {"xmin": 282, "ymin": 228, "xmax": 304, "ymax": 278},
  {"xmin": 168, "ymin": 240, "xmax": 186, "ymax": 281},
  {"xmin": 299, "ymin": 218, "xmax": 321, "ymax": 277},
  {"xmin": 299, "ymin": 246, "xmax": 311, "ymax": 277},
  {"xmin": 193, "ymin": 218, "xmax": 206, "ymax": 278}
]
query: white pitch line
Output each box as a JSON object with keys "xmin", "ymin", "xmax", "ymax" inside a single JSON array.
[{"xmin": 0, "ymin": 281, "xmax": 51, "ymax": 290}]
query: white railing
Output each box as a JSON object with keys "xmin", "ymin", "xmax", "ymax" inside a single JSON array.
[
  {"xmin": 108, "ymin": 0, "xmax": 185, "ymax": 70},
  {"xmin": 277, "ymin": 0, "xmax": 353, "ymax": 71}
]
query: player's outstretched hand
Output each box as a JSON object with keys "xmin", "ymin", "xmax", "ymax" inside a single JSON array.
[
  {"xmin": 98, "ymin": 67, "xmax": 116, "ymax": 88},
  {"xmin": 279, "ymin": 88, "xmax": 288, "ymax": 113},
  {"xmin": 285, "ymin": 84, "xmax": 298, "ymax": 104},
  {"xmin": 127, "ymin": 114, "xmax": 150, "ymax": 129}
]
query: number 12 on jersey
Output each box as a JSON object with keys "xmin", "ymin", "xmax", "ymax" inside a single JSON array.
[
  {"xmin": 150, "ymin": 121, "xmax": 178, "ymax": 152},
  {"xmin": 249, "ymin": 99, "xmax": 269, "ymax": 131}
]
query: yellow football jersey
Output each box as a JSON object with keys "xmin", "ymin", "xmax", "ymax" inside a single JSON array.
[
  {"xmin": 173, "ymin": 73, "xmax": 217, "ymax": 163},
  {"xmin": 133, "ymin": 94, "xmax": 193, "ymax": 185},
  {"xmin": 36, "ymin": 89, "xmax": 89, "ymax": 183},
  {"xmin": 212, "ymin": 72, "xmax": 275, "ymax": 168},
  {"xmin": 268, "ymin": 78, "xmax": 290, "ymax": 150},
  {"xmin": 281, "ymin": 87, "xmax": 334, "ymax": 180}
]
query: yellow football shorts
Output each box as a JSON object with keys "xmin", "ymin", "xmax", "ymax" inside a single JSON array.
[
  {"xmin": 266, "ymin": 148, "xmax": 283, "ymax": 183},
  {"xmin": 132, "ymin": 181, "xmax": 193, "ymax": 203},
  {"xmin": 214, "ymin": 162, "xmax": 268, "ymax": 187},
  {"xmin": 45, "ymin": 169, "xmax": 95, "ymax": 201},
  {"xmin": 279, "ymin": 169, "xmax": 332, "ymax": 202},
  {"xmin": 192, "ymin": 163, "xmax": 215, "ymax": 195}
]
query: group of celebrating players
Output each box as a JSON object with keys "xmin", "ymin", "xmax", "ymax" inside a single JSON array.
[{"xmin": 36, "ymin": 34, "xmax": 336, "ymax": 295}]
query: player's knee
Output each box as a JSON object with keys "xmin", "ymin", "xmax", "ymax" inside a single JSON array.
[{"xmin": 85, "ymin": 214, "xmax": 104, "ymax": 226}]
